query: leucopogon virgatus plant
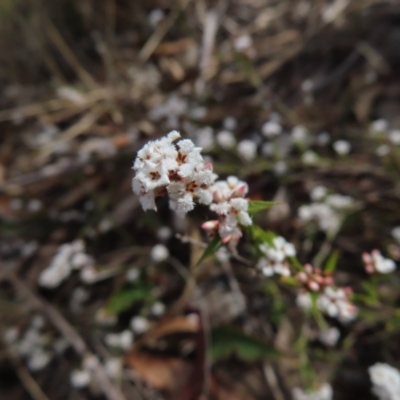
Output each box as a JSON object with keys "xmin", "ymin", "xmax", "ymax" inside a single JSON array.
[{"xmin": 132, "ymin": 131, "xmax": 399, "ymax": 397}]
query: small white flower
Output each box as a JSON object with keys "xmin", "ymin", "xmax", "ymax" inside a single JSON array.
[
  {"xmin": 316, "ymin": 132, "xmax": 331, "ymax": 146},
  {"xmin": 131, "ymin": 316, "xmax": 150, "ymax": 335},
  {"xmin": 216, "ymin": 130, "xmax": 236, "ymax": 149},
  {"xmin": 151, "ymin": 302, "xmax": 166, "ymax": 317},
  {"xmin": 370, "ymin": 119, "xmax": 388, "ymax": 134},
  {"xmin": 310, "ymin": 186, "xmax": 327, "ymax": 202},
  {"xmin": 261, "ymin": 121, "xmax": 282, "ymax": 138},
  {"xmin": 233, "ymin": 35, "xmax": 253, "ymax": 52},
  {"xmin": 105, "ymin": 358, "xmax": 123, "ymax": 379},
  {"xmin": 302, "ymin": 150, "xmax": 319, "ymax": 165},
  {"xmin": 126, "ymin": 268, "xmax": 140, "ymax": 282},
  {"xmin": 27, "ymin": 349, "xmax": 52, "ymax": 371},
  {"xmin": 318, "ymin": 327, "xmax": 340, "ymax": 347},
  {"xmin": 274, "ymin": 161, "xmax": 287, "ymax": 176},
  {"xmin": 291, "ymin": 125, "xmax": 308, "ymax": 143},
  {"xmin": 71, "ymin": 369, "xmax": 91, "ymax": 389},
  {"xmin": 148, "ymin": 9, "xmax": 164, "ymax": 27},
  {"xmin": 333, "ymin": 140, "xmax": 351, "ymax": 155},
  {"xmin": 223, "ymin": 117, "xmax": 237, "ymax": 130},
  {"xmin": 369, "ymin": 362, "xmax": 400, "ymax": 400},
  {"xmin": 237, "ymin": 139, "xmax": 257, "ymax": 160},
  {"xmin": 151, "ymin": 244, "xmax": 169, "ymax": 262},
  {"xmin": 363, "ymin": 250, "xmax": 396, "ymax": 274},
  {"xmin": 392, "ymin": 226, "xmax": 400, "ymax": 243},
  {"xmin": 389, "ymin": 129, "xmax": 400, "ymax": 145},
  {"xmin": 376, "ymin": 144, "xmax": 390, "ymax": 157},
  {"xmin": 195, "ymin": 126, "xmax": 214, "ymax": 151},
  {"xmin": 292, "ymin": 383, "xmax": 333, "ymax": 400}
]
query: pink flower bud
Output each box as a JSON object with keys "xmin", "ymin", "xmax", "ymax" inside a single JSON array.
[{"xmin": 201, "ymin": 220, "xmax": 219, "ymax": 230}]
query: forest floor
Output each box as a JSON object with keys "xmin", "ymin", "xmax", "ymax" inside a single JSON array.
[{"xmin": 1, "ymin": 1, "xmax": 400, "ymax": 399}]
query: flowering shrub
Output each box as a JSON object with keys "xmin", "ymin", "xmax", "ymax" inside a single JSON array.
[{"xmin": 130, "ymin": 131, "xmax": 400, "ymax": 398}]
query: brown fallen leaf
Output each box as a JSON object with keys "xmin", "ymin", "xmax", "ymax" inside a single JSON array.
[{"xmin": 126, "ymin": 351, "xmax": 194, "ymax": 396}]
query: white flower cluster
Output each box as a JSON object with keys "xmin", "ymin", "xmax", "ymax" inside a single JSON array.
[
  {"xmin": 8, "ymin": 316, "xmax": 54, "ymax": 372},
  {"xmin": 296, "ymin": 265, "xmax": 357, "ymax": 324},
  {"xmin": 363, "ymin": 250, "xmax": 396, "ymax": 274},
  {"xmin": 133, "ymin": 133, "xmax": 254, "ymax": 247},
  {"xmin": 298, "ymin": 187, "xmax": 354, "ymax": 233},
  {"xmin": 132, "ymin": 131, "xmax": 216, "ymax": 213},
  {"xmin": 38, "ymin": 240, "xmax": 93, "ymax": 289},
  {"xmin": 256, "ymin": 236, "xmax": 296, "ymax": 277},
  {"xmin": 369, "ymin": 362, "xmax": 400, "ymax": 400},
  {"xmin": 317, "ymin": 286, "xmax": 357, "ymax": 323},
  {"xmin": 202, "ymin": 176, "xmax": 252, "ymax": 246},
  {"xmin": 292, "ymin": 383, "xmax": 333, "ymax": 400},
  {"xmin": 104, "ymin": 329, "xmax": 133, "ymax": 351}
]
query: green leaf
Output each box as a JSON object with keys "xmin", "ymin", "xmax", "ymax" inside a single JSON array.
[
  {"xmin": 250, "ymin": 225, "xmax": 276, "ymax": 246},
  {"xmin": 106, "ymin": 284, "xmax": 151, "ymax": 315},
  {"xmin": 324, "ymin": 251, "xmax": 339, "ymax": 273},
  {"xmin": 196, "ymin": 236, "xmax": 222, "ymax": 266},
  {"xmin": 248, "ymin": 200, "xmax": 278, "ymax": 215},
  {"xmin": 210, "ymin": 326, "xmax": 279, "ymax": 361}
]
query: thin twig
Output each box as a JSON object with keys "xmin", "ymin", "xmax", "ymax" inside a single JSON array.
[
  {"xmin": 6, "ymin": 346, "xmax": 51, "ymax": 400},
  {"xmin": 139, "ymin": 0, "xmax": 192, "ymax": 62},
  {"xmin": 6, "ymin": 273, "xmax": 126, "ymax": 400}
]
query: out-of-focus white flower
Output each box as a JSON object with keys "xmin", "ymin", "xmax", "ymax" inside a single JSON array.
[
  {"xmin": 302, "ymin": 150, "xmax": 319, "ymax": 165},
  {"xmin": 190, "ymin": 106, "xmax": 207, "ymax": 120},
  {"xmin": 274, "ymin": 161, "xmax": 287, "ymax": 176},
  {"xmin": 370, "ymin": 119, "xmax": 388, "ymax": 134},
  {"xmin": 298, "ymin": 203, "xmax": 340, "ymax": 232},
  {"xmin": 318, "ymin": 327, "xmax": 340, "ymax": 347},
  {"xmin": 317, "ymin": 132, "xmax": 331, "ymax": 146},
  {"xmin": 392, "ymin": 227, "xmax": 400, "ymax": 243},
  {"xmin": 301, "ymin": 79, "xmax": 314, "ymax": 92},
  {"xmin": 291, "ymin": 125, "xmax": 308, "ymax": 143},
  {"xmin": 333, "ymin": 140, "xmax": 351, "ymax": 155},
  {"xmin": 296, "ymin": 291, "xmax": 313, "ymax": 310},
  {"xmin": 131, "ymin": 316, "xmax": 150, "ymax": 335},
  {"xmin": 261, "ymin": 142, "xmax": 274, "ymax": 156},
  {"xmin": 216, "ymin": 130, "xmax": 236, "ymax": 149},
  {"xmin": 388, "ymin": 130, "xmax": 400, "ymax": 145},
  {"xmin": 195, "ymin": 126, "xmax": 214, "ymax": 151},
  {"xmin": 317, "ymin": 286, "xmax": 357, "ymax": 323},
  {"xmin": 4, "ymin": 328, "xmax": 19, "ymax": 344},
  {"xmin": 310, "ymin": 186, "xmax": 327, "ymax": 202},
  {"xmin": 369, "ymin": 362, "xmax": 400, "ymax": 400},
  {"xmin": 27, "ymin": 349, "xmax": 52, "ymax": 371},
  {"xmin": 148, "ymin": 9, "xmax": 165, "ymax": 27},
  {"xmin": 105, "ymin": 358, "xmax": 123, "ymax": 379},
  {"xmin": 292, "ymin": 383, "xmax": 333, "ymax": 400},
  {"xmin": 27, "ymin": 199, "xmax": 43, "ymax": 212},
  {"xmin": 363, "ymin": 250, "xmax": 396, "ymax": 274},
  {"xmin": 105, "ymin": 330, "xmax": 134, "ymax": 350},
  {"xmin": 237, "ymin": 139, "xmax": 257, "ymax": 160},
  {"xmin": 157, "ymin": 226, "xmax": 172, "ymax": 241},
  {"xmin": 126, "ymin": 268, "xmax": 140, "ymax": 282},
  {"xmin": 325, "ymin": 194, "xmax": 353, "ymax": 209},
  {"xmin": 223, "ymin": 117, "xmax": 237, "ymax": 131},
  {"xmin": 256, "ymin": 236, "xmax": 296, "ymax": 277},
  {"xmin": 71, "ymin": 369, "xmax": 91, "ymax": 389},
  {"xmin": 376, "ymin": 144, "xmax": 390, "ymax": 157},
  {"xmin": 38, "ymin": 240, "xmax": 93, "ymax": 289},
  {"xmin": 151, "ymin": 302, "xmax": 166, "ymax": 317},
  {"xmin": 233, "ymin": 34, "xmax": 253, "ymax": 52},
  {"xmin": 151, "ymin": 244, "xmax": 169, "ymax": 262},
  {"xmin": 57, "ymin": 86, "xmax": 85, "ymax": 105},
  {"xmin": 262, "ymin": 121, "xmax": 282, "ymax": 138}
]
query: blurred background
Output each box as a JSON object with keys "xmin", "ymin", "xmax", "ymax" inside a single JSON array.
[{"xmin": 1, "ymin": 0, "xmax": 400, "ymax": 399}]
